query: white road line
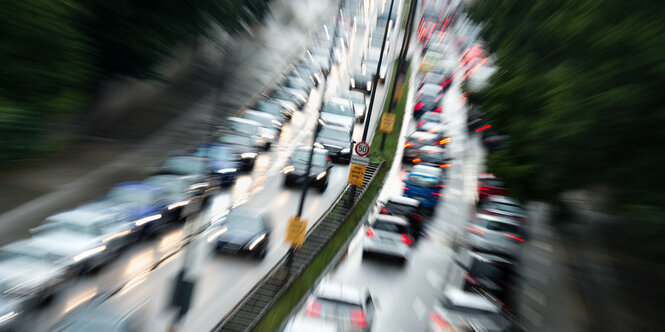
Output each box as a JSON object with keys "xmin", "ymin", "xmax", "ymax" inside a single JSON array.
[
  {"xmin": 412, "ymin": 296, "xmax": 426, "ymax": 320},
  {"xmin": 519, "ymin": 304, "xmax": 544, "ymax": 327},
  {"xmin": 531, "ymin": 240, "xmax": 553, "ymax": 253},
  {"xmin": 425, "ymin": 270, "xmax": 441, "ymax": 288},
  {"xmin": 524, "ymin": 267, "xmax": 549, "ymax": 285},
  {"xmin": 522, "ymin": 285, "xmax": 547, "ymax": 306}
]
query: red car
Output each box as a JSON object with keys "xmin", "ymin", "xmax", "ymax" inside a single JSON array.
[{"xmin": 477, "ymin": 174, "xmax": 508, "ymax": 202}]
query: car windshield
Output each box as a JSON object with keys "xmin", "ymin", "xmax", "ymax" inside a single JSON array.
[
  {"xmin": 107, "ymin": 187, "xmax": 154, "ymax": 206},
  {"xmin": 408, "ymin": 175, "xmax": 440, "ymax": 189},
  {"xmin": 219, "ymin": 134, "xmax": 253, "ymax": 147},
  {"xmin": 322, "ymin": 101, "xmax": 352, "ymax": 116},
  {"xmin": 47, "ymin": 221, "xmax": 99, "ymax": 236},
  {"xmin": 422, "ymin": 150, "xmax": 447, "ymax": 161},
  {"xmin": 439, "ymin": 297, "xmax": 498, "ymax": 315},
  {"xmin": 469, "ymin": 260, "xmax": 503, "ymax": 279},
  {"xmin": 197, "ymin": 146, "xmax": 234, "ymax": 161},
  {"xmin": 244, "ymin": 114, "xmax": 271, "ymax": 127},
  {"xmin": 163, "ymin": 157, "xmax": 207, "ymax": 175},
  {"xmin": 422, "ymin": 113, "xmax": 442, "ymax": 122},
  {"xmin": 482, "ymin": 202, "xmax": 524, "ymax": 214},
  {"xmin": 420, "ymin": 84, "xmax": 442, "ymax": 96},
  {"xmin": 144, "ymin": 177, "xmax": 186, "ymax": 195},
  {"xmin": 230, "ymin": 120, "xmax": 258, "ymax": 135},
  {"xmin": 483, "ymin": 220, "xmax": 521, "ymax": 234},
  {"xmin": 409, "ymin": 134, "xmax": 437, "ymax": 145},
  {"xmin": 318, "ymin": 126, "xmax": 350, "ymax": 142},
  {"xmin": 313, "ymin": 298, "xmax": 364, "ymax": 325},
  {"xmin": 0, "ymin": 249, "xmax": 50, "ymax": 263},
  {"xmin": 372, "ymin": 220, "xmax": 408, "ymax": 233},
  {"xmin": 384, "ymin": 202, "xmax": 417, "ymax": 216},
  {"xmin": 345, "ymin": 93, "xmax": 364, "ymax": 104},
  {"xmin": 291, "ymin": 149, "xmax": 327, "ymax": 167},
  {"xmin": 257, "ymin": 101, "xmax": 281, "ymax": 114},
  {"xmin": 225, "ymin": 214, "xmax": 264, "ymax": 232},
  {"xmin": 483, "ymin": 179, "xmax": 505, "ymax": 187}
]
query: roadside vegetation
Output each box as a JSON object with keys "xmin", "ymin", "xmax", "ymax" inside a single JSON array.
[{"xmin": 0, "ymin": 0, "xmax": 273, "ymax": 165}]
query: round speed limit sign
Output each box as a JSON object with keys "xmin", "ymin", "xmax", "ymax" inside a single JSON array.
[{"xmin": 355, "ymin": 141, "xmax": 370, "ymax": 157}]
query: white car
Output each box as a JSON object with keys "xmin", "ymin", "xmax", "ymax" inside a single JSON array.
[
  {"xmin": 428, "ymin": 287, "xmax": 510, "ymax": 331},
  {"xmin": 299, "ymin": 282, "xmax": 375, "ymax": 332},
  {"xmin": 320, "ymin": 97, "xmax": 356, "ymax": 132},
  {"xmin": 226, "ymin": 117, "xmax": 274, "ymax": 150},
  {"xmin": 467, "ymin": 213, "xmax": 525, "ymax": 258},
  {"xmin": 344, "ymin": 91, "xmax": 367, "ymax": 122},
  {"xmin": 362, "ymin": 214, "xmax": 412, "ymax": 262},
  {"xmin": 243, "ymin": 110, "xmax": 283, "ymax": 134}
]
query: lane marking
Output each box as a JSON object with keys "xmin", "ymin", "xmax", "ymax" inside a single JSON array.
[
  {"xmin": 522, "ymin": 285, "xmax": 547, "ymax": 306},
  {"xmin": 412, "ymin": 296, "xmax": 426, "ymax": 320}
]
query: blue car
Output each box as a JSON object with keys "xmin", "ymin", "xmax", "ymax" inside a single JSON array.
[
  {"xmin": 104, "ymin": 182, "xmax": 176, "ymax": 236},
  {"xmin": 195, "ymin": 142, "xmax": 241, "ymax": 185},
  {"xmin": 402, "ymin": 169, "xmax": 444, "ymax": 210}
]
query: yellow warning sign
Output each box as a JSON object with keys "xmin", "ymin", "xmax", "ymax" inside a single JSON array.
[
  {"xmin": 379, "ymin": 113, "xmax": 396, "ymax": 133},
  {"xmin": 285, "ymin": 216, "xmax": 307, "ymax": 249},
  {"xmin": 347, "ymin": 164, "xmax": 366, "ymax": 186}
]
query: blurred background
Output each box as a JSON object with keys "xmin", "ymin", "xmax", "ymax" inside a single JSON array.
[{"xmin": 0, "ymin": 0, "xmax": 663, "ymax": 331}]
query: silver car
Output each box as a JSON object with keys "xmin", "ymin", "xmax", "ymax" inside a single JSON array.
[
  {"xmin": 478, "ymin": 196, "xmax": 527, "ymax": 223},
  {"xmin": 362, "ymin": 215, "xmax": 412, "ymax": 262},
  {"xmin": 428, "ymin": 287, "xmax": 511, "ymax": 332},
  {"xmin": 320, "ymin": 97, "xmax": 356, "ymax": 132},
  {"xmin": 467, "ymin": 213, "xmax": 525, "ymax": 258},
  {"xmin": 343, "ymin": 91, "xmax": 367, "ymax": 123}
]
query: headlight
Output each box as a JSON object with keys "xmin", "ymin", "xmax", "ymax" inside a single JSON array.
[
  {"xmin": 314, "ymin": 73, "xmax": 322, "ymax": 82},
  {"xmin": 313, "ymin": 142, "xmax": 325, "ymax": 149},
  {"xmin": 367, "ymin": 81, "xmax": 372, "ymax": 91},
  {"xmin": 241, "ymin": 152, "xmax": 257, "ymax": 159},
  {"xmin": 316, "ymin": 171, "xmax": 327, "ymax": 180},
  {"xmin": 260, "ymin": 134, "xmax": 275, "ymax": 140},
  {"xmin": 103, "ymin": 229, "xmax": 132, "ymax": 243},
  {"xmin": 0, "ymin": 312, "xmax": 19, "ymax": 324},
  {"xmin": 73, "ymin": 245, "xmax": 107, "ymax": 262},
  {"xmin": 168, "ymin": 200, "xmax": 190, "ymax": 210},
  {"xmin": 282, "ymin": 165, "xmax": 295, "ymax": 174},
  {"xmin": 216, "ymin": 168, "xmax": 237, "ymax": 174},
  {"xmin": 248, "ymin": 234, "xmax": 266, "ymax": 250},
  {"xmin": 341, "ymin": 148, "xmax": 350, "ymax": 154},
  {"xmin": 271, "ymin": 120, "xmax": 282, "ymax": 127},
  {"xmin": 134, "ymin": 214, "xmax": 162, "ymax": 227},
  {"xmin": 206, "ymin": 226, "xmax": 228, "ymax": 243},
  {"xmin": 350, "ymin": 78, "xmax": 356, "ymax": 88}
]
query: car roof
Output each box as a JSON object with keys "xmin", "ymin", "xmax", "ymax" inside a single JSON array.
[
  {"xmin": 227, "ymin": 116, "xmax": 261, "ymax": 127},
  {"xmin": 458, "ymin": 249, "xmax": 514, "ymax": 266},
  {"xmin": 326, "ymin": 97, "xmax": 353, "ymax": 106},
  {"xmin": 475, "ymin": 213, "xmax": 521, "ymax": 226},
  {"xmin": 112, "ymin": 181, "xmax": 160, "ymax": 192},
  {"xmin": 166, "ymin": 155, "xmax": 209, "ymax": 162},
  {"xmin": 295, "ymin": 146, "xmax": 329, "ymax": 155},
  {"xmin": 419, "ymin": 145, "xmax": 445, "ymax": 152},
  {"xmin": 408, "ymin": 131, "xmax": 437, "ymax": 139},
  {"xmin": 375, "ymin": 214, "xmax": 409, "ymax": 226},
  {"xmin": 487, "ymin": 196, "xmax": 520, "ymax": 205},
  {"xmin": 315, "ymin": 282, "xmax": 365, "ymax": 304},
  {"xmin": 320, "ymin": 123, "xmax": 351, "ymax": 133},
  {"xmin": 244, "ymin": 110, "xmax": 275, "ymax": 119},
  {"xmin": 443, "ymin": 287, "xmax": 500, "ymax": 313},
  {"xmin": 387, "ymin": 196, "xmax": 420, "ymax": 207}
]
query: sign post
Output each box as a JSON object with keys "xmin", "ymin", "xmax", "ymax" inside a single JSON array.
[
  {"xmin": 285, "ymin": 216, "xmax": 307, "ymax": 249},
  {"xmin": 348, "ymin": 141, "xmax": 370, "ymax": 187}
]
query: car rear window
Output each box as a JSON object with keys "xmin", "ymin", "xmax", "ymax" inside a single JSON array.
[
  {"xmin": 384, "ymin": 202, "xmax": 416, "ymax": 216},
  {"xmin": 485, "ymin": 220, "xmax": 521, "ymax": 234},
  {"xmin": 372, "ymin": 220, "xmax": 408, "ymax": 233},
  {"xmin": 408, "ymin": 175, "xmax": 440, "ymax": 189},
  {"xmin": 315, "ymin": 299, "xmax": 363, "ymax": 325},
  {"xmin": 483, "ymin": 179, "xmax": 504, "ymax": 187},
  {"xmin": 482, "ymin": 202, "xmax": 524, "ymax": 214}
]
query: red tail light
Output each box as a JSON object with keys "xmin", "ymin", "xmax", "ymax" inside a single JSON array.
[
  {"xmin": 478, "ymin": 187, "xmax": 489, "ymax": 191},
  {"xmin": 306, "ymin": 300, "xmax": 322, "ymax": 318},
  {"xmin": 463, "ymin": 272, "xmax": 481, "ymax": 286},
  {"xmin": 439, "ymin": 163, "xmax": 451, "ymax": 168},
  {"xmin": 434, "ymin": 106, "xmax": 443, "ymax": 113},
  {"xmin": 435, "ymin": 184, "xmax": 444, "ymax": 188},
  {"xmin": 403, "ymin": 186, "xmax": 409, "ymax": 191},
  {"xmin": 350, "ymin": 309, "xmax": 367, "ymax": 328},
  {"xmin": 430, "ymin": 311, "xmax": 451, "ymax": 330},
  {"xmin": 504, "ymin": 233, "xmax": 524, "ymax": 242},
  {"xmin": 380, "ymin": 207, "xmax": 390, "ymax": 215},
  {"xmin": 476, "ymin": 124, "xmax": 491, "ymax": 133},
  {"xmin": 432, "ymin": 192, "xmax": 441, "ymax": 197},
  {"xmin": 411, "ymin": 213, "xmax": 423, "ymax": 223},
  {"xmin": 468, "ymin": 226, "xmax": 485, "ymax": 235},
  {"xmin": 401, "ymin": 234, "xmax": 412, "ymax": 246},
  {"xmin": 415, "ymin": 102, "xmax": 424, "ymax": 111},
  {"xmin": 417, "ymin": 120, "xmax": 425, "ymax": 127},
  {"xmin": 412, "ymin": 158, "xmax": 422, "ymax": 163},
  {"xmin": 405, "ymin": 142, "xmax": 414, "ymax": 148},
  {"xmin": 441, "ymin": 78, "xmax": 452, "ymax": 87},
  {"xmin": 366, "ymin": 227, "xmax": 374, "ymax": 239}
]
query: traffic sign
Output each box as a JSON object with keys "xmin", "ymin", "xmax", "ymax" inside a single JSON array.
[
  {"xmin": 347, "ymin": 163, "xmax": 366, "ymax": 186},
  {"xmin": 285, "ymin": 216, "xmax": 307, "ymax": 249},
  {"xmin": 351, "ymin": 155, "xmax": 370, "ymax": 166},
  {"xmin": 355, "ymin": 141, "xmax": 370, "ymax": 156},
  {"xmin": 379, "ymin": 113, "xmax": 396, "ymax": 133}
]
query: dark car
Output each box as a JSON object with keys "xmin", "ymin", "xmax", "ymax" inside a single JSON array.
[
  {"xmin": 380, "ymin": 196, "xmax": 425, "ymax": 239},
  {"xmin": 216, "ymin": 131, "xmax": 259, "ymax": 171},
  {"xmin": 104, "ymin": 182, "xmax": 176, "ymax": 236},
  {"xmin": 403, "ymin": 131, "xmax": 439, "ymax": 161},
  {"xmin": 208, "ymin": 209, "xmax": 271, "ymax": 259},
  {"xmin": 283, "ymin": 146, "xmax": 333, "ymax": 192},
  {"xmin": 414, "ymin": 83, "xmax": 444, "ymax": 118},
  {"xmin": 452, "ymin": 250, "xmax": 517, "ymax": 311},
  {"xmin": 194, "ymin": 143, "xmax": 241, "ymax": 185},
  {"xmin": 143, "ymin": 174, "xmax": 210, "ymax": 221},
  {"xmin": 315, "ymin": 123, "xmax": 353, "ymax": 164},
  {"xmin": 350, "ymin": 67, "xmax": 373, "ymax": 94},
  {"xmin": 411, "ymin": 145, "xmax": 451, "ymax": 169},
  {"xmin": 477, "ymin": 174, "xmax": 508, "ymax": 203},
  {"xmin": 418, "ymin": 72, "xmax": 454, "ymax": 91}
]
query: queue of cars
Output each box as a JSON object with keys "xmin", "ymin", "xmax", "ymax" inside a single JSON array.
[{"xmin": 0, "ymin": 11, "xmax": 354, "ymax": 330}]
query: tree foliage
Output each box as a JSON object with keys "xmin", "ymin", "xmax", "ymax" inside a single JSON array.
[
  {"xmin": 467, "ymin": 0, "xmax": 665, "ymax": 223},
  {"xmin": 0, "ymin": 0, "xmax": 274, "ymax": 164}
]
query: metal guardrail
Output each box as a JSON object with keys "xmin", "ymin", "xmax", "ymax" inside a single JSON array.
[{"xmin": 214, "ymin": 161, "xmax": 383, "ymax": 331}]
